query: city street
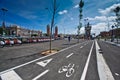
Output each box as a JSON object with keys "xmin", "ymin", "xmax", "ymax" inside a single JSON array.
[
  {"xmin": 0, "ymin": 0, "xmax": 120, "ymax": 80},
  {"xmin": 0, "ymin": 39, "xmax": 119, "ymax": 80}
]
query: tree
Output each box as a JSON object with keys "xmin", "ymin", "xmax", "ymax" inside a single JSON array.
[
  {"xmin": 114, "ymin": 6, "xmax": 120, "ymax": 26},
  {"xmin": 113, "ymin": 6, "xmax": 120, "ymax": 43},
  {"xmin": 49, "ymin": 0, "xmax": 60, "ymax": 53},
  {"xmin": 78, "ymin": 0, "xmax": 84, "ymax": 42}
]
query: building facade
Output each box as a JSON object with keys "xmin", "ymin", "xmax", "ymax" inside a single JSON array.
[
  {"xmin": 6, "ymin": 25, "xmax": 42, "ymax": 37},
  {"xmin": 54, "ymin": 26, "xmax": 58, "ymax": 38},
  {"xmin": 47, "ymin": 24, "xmax": 50, "ymax": 36}
]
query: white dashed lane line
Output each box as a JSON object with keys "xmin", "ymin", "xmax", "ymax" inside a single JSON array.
[
  {"xmin": 80, "ymin": 46, "xmax": 83, "ymax": 48},
  {"xmin": 32, "ymin": 70, "xmax": 49, "ymax": 80},
  {"xmin": 66, "ymin": 53, "xmax": 74, "ymax": 58}
]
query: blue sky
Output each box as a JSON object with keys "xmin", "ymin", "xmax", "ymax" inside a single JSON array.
[{"xmin": 0, "ymin": 0, "xmax": 120, "ymax": 35}]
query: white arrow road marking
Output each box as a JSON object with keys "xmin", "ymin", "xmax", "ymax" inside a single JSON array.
[
  {"xmin": 36, "ymin": 58, "xmax": 53, "ymax": 67},
  {"xmin": 80, "ymin": 46, "xmax": 83, "ymax": 48},
  {"xmin": 0, "ymin": 70, "xmax": 22, "ymax": 80},
  {"xmin": 95, "ymin": 40, "xmax": 115, "ymax": 80},
  {"xmin": 32, "ymin": 70, "xmax": 49, "ymax": 80},
  {"xmin": 66, "ymin": 53, "xmax": 74, "ymax": 58}
]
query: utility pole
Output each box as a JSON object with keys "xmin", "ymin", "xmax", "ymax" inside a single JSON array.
[{"xmin": 78, "ymin": 0, "xmax": 84, "ymax": 43}]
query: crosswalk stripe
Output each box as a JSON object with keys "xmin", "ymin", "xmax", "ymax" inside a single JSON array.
[{"xmin": 0, "ymin": 70, "xmax": 22, "ymax": 80}]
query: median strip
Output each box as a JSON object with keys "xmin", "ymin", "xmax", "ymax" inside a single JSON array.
[{"xmin": 95, "ymin": 40, "xmax": 115, "ymax": 80}]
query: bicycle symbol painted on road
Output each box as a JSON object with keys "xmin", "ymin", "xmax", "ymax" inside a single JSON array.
[{"xmin": 58, "ymin": 63, "xmax": 75, "ymax": 77}]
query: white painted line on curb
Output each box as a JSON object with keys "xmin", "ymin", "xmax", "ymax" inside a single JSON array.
[
  {"xmin": 66, "ymin": 53, "xmax": 74, "ymax": 58},
  {"xmin": 32, "ymin": 70, "xmax": 49, "ymax": 80},
  {"xmin": 80, "ymin": 41, "xmax": 94, "ymax": 80},
  {"xmin": 80, "ymin": 46, "xmax": 83, "ymax": 48},
  {"xmin": 95, "ymin": 40, "xmax": 115, "ymax": 80},
  {"xmin": 0, "ymin": 41, "xmax": 87, "ymax": 75},
  {"xmin": 36, "ymin": 58, "xmax": 53, "ymax": 67},
  {"xmin": 0, "ymin": 70, "xmax": 22, "ymax": 80}
]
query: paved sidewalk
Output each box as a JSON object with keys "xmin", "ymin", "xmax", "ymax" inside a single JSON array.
[{"xmin": 100, "ymin": 39, "xmax": 120, "ymax": 47}]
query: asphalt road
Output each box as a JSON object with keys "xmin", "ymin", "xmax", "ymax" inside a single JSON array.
[
  {"xmin": 0, "ymin": 39, "xmax": 120, "ymax": 80},
  {"xmin": 98, "ymin": 40, "xmax": 120, "ymax": 80}
]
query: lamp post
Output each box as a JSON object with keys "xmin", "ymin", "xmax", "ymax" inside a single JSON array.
[
  {"xmin": 1, "ymin": 8, "xmax": 8, "ymax": 36},
  {"xmin": 78, "ymin": 0, "xmax": 84, "ymax": 43},
  {"xmin": 111, "ymin": 25, "xmax": 114, "ymax": 42}
]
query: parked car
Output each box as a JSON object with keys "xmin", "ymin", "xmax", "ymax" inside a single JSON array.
[
  {"xmin": 13, "ymin": 38, "xmax": 22, "ymax": 45},
  {"xmin": 0, "ymin": 38, "xmax": 5, "ymax": 48},
  {"xmin": 4, "ymin": 37, "xmax": 14, "ymax": 46},
  {"xmin": 32, "ymin": 38, "xmax": 37, "ymax": 43}
]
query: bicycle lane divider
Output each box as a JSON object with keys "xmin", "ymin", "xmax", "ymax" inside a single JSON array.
[
  {"xmin": 95, "ymin": 40, "xmax": 115, "ymax": 80},
  {"xmin": 80, "ymin": 41, "xmax": 94, "ymax": 80}
]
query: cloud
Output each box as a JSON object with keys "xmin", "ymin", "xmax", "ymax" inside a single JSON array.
[
  {"xmin": 86, "ymin": 16, "xmax": 116, "ymax": 22},
  {"xmin": 70, "ymin": 17, "xmax": 74, "ymax": 20},
  {"xmin": 73, "ymin": 4, "xmax": 79, "ymax": 8},
  {"xmin": 91, "ymin": 23, "xmax": 107, "ymax": 35},
  {"xmin": 18, "ymin": 11, "xmax": 38, "ymax": 19},
  {"xmin": 98, "ymin": 3, "xmax": 120, "ymax": 15},
  {"xmin": 58, "ymin": 10, "xmax": 68, "ymax": 15}
]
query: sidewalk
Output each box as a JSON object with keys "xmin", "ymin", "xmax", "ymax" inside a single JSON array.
[
  {"xmin": 0, "ymin": 39, "xmax": 79, "ymax": 61},
  {"xmin": 101, "ymin": 39, "xmax": 120, "ymax": 47}
]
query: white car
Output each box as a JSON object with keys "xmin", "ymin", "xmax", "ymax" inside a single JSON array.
[{"xmin": 0, "ymin": 41, "xmax": 5, "ymax": 48}]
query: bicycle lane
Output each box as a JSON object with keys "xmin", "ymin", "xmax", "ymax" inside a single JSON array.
[
  {"xmin": 0, "ymin": 40, "xmax": 92, "ymax": 80},
  {"xmin": 38, "ymin": 40, "xmax": 93, "ymax": 80}
]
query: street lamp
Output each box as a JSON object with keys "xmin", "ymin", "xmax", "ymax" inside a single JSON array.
[
  {"xmin": 1, "ymin": 8, "xmax": 8, "ymax": 36},
  {"xmin": 111, "ymin": 25, "xmax": 114, "ymax": 42}
]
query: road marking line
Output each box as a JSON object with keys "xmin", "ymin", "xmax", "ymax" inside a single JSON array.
[
  {"xmin": 0, "ymin": 41, "xmax": 87, "ymax": 75},
  {"xmin": 80, "ymin": 41, "xmax": 94, "ymax": 80},
  {"xmin": 0, "ymin": 70, "xmax": 22, "ymax": 80},
  {"xmin": 36, "ymin": 58, "xmax": 53, "ymax": 67},
  {"xmin": 80, "ymin": 46, "xmax": 83, "ymax": 48},
  {"xmin": 95, "ymin": 40, "xmax": 115, "ymax": 80},
  {"xmin": 66, "ymin": 53, "xmax": 74, "ymax": 58},
  {"xmin": 115, "ymin": 73, "xmax": 119, "ymax": 76},
  {"xmin": 32, "ymin": 70, "xmax": 49, "ymax": 80}
]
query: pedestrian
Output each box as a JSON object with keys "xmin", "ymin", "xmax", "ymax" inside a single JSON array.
[{"xmin": 68, "ymin": 36, "xmax": 71, "ymax": 42}]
